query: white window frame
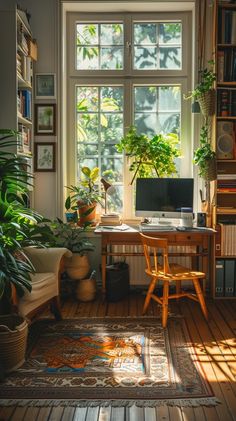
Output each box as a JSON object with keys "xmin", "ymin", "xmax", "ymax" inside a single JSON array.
[{"xmin": 66, "ymin": 11, "xmax": 192, "ymax": 219}]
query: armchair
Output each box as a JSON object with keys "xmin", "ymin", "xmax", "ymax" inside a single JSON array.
[{"xmin": 15, "ymin": 247, "xmax": 72, "ymax": 321}]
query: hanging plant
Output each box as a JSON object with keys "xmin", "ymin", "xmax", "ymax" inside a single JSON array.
[
  {"xmin": 193, "ymin": 124, "xmax": 217, "ymax": 181},
  {"xmin": 116, "ymin": 126, "xmax": 181, "ymax": 184},
  {"xmin": 184, "ymin": 61, "xmax": 216, "ymax": 117}
]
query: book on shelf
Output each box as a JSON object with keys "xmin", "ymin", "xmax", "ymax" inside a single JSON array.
[
  {"xmin": 217, "ymin": 88, "xmax": 236, "ymax": 116},
  {"xmin": 219, "ymin": 8, "xmax": 236, "ymax": 44},
  {"xmin": 217, "ymin": 174, "xmax": 236, "ymax": 179}
]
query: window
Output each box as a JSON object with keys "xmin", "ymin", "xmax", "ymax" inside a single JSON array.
[{"xmin": 67, "ymin": 12, "xmax": 191, "ymax": 218}]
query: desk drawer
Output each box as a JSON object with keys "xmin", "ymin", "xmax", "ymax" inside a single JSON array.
[{"xmin": 175, "ymin": 233, "xmax": 203, "ymax": 244}]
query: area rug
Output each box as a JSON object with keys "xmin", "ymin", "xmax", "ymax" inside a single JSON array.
[{"xmin": 0, "ymin": 317, "xmax": 219, "ymax": 408}]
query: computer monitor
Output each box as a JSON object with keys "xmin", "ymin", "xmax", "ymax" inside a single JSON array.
[{"xmin": 135, "ymin": 178, "xmax": 194, "ymax": 219}]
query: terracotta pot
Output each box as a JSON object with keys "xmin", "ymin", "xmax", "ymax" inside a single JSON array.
[
  {"xmin": 77, "ymin": 202, "xmax": 97, "ymax": 226},
  {"xmin": 64, "ymin": 253, "xmax": 90, "ymax": 280}
]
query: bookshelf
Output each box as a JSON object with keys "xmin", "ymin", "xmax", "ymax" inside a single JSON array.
[
  {"xmin": 213, "ymin": 1, "xmax": 236, "ymax": 299},
  {"xmin": 0, "ymin": 6, "xmax": 37, "ymax": 179}
]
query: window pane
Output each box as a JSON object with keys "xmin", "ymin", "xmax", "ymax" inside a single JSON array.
[
  {"xmin": 106, "ymin": 186, "xmax": 123, "ymax": 214},
  {"xmin": 134, "ymin": 87, "xmax": 157, "ymax": 111},
  {"xmin": 100, "ymin": 24, "xmax": 123, "ymax": 45},
  {"xmin": 159, "ymin": 23, "xmax": 181, "ymax": 45},
  {"xmin": 76, "ymin": 22, "xmax": 124, "ymax": 70},
  {"xmin": 134, "ymin": 46, "xmax": 158, "ymax": 70},
  {"xmin": 77, "ymin": 23, "xmax": 98, "ymax": 45},
  {"xmin": 101, "ymin": 87, "xmax": 123, "ymax": 111},
  {"xmin": 160, "ymin": 47, "xmax": 181, "ymax": 69},
  {"xmin": 78, "ymin": 143, "xmax": 98, "ymax": 157},
  {"xmin": 101, "ymin": 144, "xmax": 120, "ymax": 155},
  {"xmin": 101, "ymin": 47, "xmax": 123, "ymax": 70},
  {"xmin": 77, "ymin": 87, "xmax": 98, "ymax": 112},
  {"xmin": 77, "ymin": 47, "xmax": 99, "ymax": 70},
  {"xmin": 101, "ymin": 114, "xmax": 123, "ymax": 142},
  {"xmin": 133, "ymin": 22, "xmax": 182, "ymax": 70},
  {"xmin": 77, "ymin": 114, "xmax": 99, "ymax": 142},
  {"xmin": 101, "ymin": 158, "xmax": 123, "ymax": 182},
  {"xmin": 134, "ymin": 23, "xmax": 157, "ymax": 44},
  {"xmin": 134, "ymin": 85, "xmax": 181, "ymax": 136}
]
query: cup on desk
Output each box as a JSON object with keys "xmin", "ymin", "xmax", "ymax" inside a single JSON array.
[{"xmin": 180, "ymin": 207, "xmax": 193, "ymax": 228}]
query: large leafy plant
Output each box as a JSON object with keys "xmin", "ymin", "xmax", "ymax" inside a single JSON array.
[
  {"xmin": 116, "ymin": 126, "xmax": 181, "ymax": 184},
  {"xmin": 0, "ymin": 130, "xmax": 47, "ymax": 311}
]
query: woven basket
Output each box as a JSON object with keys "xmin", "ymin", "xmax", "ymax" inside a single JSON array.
[
  {"xmin": 198, "ymin": 89, "xmax": 216, "ymax": 117},
  {"xmin": 76, "ymin": 278, "xmax": 96, "ymax": 302},
  {"xmin": 204, "ymin": 157, "xmax": 217, "ymax": 181},
  {"xmin": 0, "ymin": 314, "xmax": 28, "ymax": 373}
]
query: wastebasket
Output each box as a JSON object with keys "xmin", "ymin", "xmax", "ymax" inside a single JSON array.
[{"xmin": 106, "ymin": 262, "xmax": 129, "ymax": 302}]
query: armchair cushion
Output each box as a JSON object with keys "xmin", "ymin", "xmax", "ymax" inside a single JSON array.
[{"xmin": 17, "ymin": 247, "xmax": 72, "ymax": 320}]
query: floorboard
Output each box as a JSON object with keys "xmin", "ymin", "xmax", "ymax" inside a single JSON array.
[{"xmin": 0, "ymin": 293, "xmax": 236, "ymax": 421}]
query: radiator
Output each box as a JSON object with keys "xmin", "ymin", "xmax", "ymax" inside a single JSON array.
[{"xmin": 112, "ymin": 245, "xmax": 195, "ymax": 285}]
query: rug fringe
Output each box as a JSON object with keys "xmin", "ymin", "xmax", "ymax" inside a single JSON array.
[{"xmin": 0, "ymin": 397, "xmax": 221, "ymax": 408}]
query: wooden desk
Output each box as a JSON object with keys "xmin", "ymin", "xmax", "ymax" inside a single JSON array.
[{"xmin": 95, "ymin": 226, "xmax": 215, "ymax": 295}]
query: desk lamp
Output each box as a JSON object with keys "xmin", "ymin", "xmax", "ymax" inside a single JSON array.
[{"xmin": 101, "ymin": 178, "xmax": 116, "ymax": 214}]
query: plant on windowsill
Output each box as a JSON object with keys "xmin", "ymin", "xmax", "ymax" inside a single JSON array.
[
  {"xmin": 115, "ymin": 126, "xmax": 181, "ymax": 184},
  {"xmin": 184, "ymin": 60, "xmax": 216, "ymax": 117},
  {"xmin": 66, "ymin": 166, "xmax": 104, "ymax": 226}
]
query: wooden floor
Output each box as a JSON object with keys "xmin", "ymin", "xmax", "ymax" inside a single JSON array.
[{"xmin": 1, "ymin": 290, "xmax": 236, "ymax": 421}]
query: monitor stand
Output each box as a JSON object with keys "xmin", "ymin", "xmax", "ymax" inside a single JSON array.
[{"xmin": 151, "ymin": 217, "xmax": 172, "ymax": 226}]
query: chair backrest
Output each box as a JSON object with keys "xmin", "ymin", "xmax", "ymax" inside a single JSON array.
[{"xmin": 140, "ymin": 233, "xmax": 170, "ymax": 274}]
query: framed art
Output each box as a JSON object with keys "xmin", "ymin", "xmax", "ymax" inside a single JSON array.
[
  {"xmin": 34, "ymin": 142, "xmax": 56, "ymax": 172},
  {"xmin": 35, "ymin": 104, "xmax": 56, "ymax": 135},
  {"xmin": 35, "ymin": 73, "xmax": 56, "ymax": 99}
]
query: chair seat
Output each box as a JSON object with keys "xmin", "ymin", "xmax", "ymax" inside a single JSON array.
[{"xmin": 146, "ymin": 263, "xmax": 205, "ymax": 281}]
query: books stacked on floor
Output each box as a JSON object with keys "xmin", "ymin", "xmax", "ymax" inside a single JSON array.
[{"xmin": 98, "ymin": 213, "xmax": 122, "ymax": 226}]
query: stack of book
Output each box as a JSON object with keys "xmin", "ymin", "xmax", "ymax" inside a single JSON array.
[{"xmin": 98, "ymin": 213, "xmax": 122, "ymax": 226}]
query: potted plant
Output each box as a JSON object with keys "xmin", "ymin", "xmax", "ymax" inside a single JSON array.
[
  {"xmin": 66, "ymin": 166, "xmax": 104, "ymax": 226},
  {"xmin": 184, "ymin": 60, "xmax": 216, "ymax": 117},
  {"xmin": 0, "ymin": 130, "xmax": 47, "ymax": 372},
  {"xmin": 116, "ymin": 126, "xmax": 181, "ymax": 184},
  {"xmin": 64, "ymin": 195, "xmax": 78, "ymax": 224},
  {"xmin": 193, "ymin": 124, "xmax": 217, "ymax": 182},
  {"xmin": 49, "ymin": 219, "xmax": 95, "ymax": 280}
]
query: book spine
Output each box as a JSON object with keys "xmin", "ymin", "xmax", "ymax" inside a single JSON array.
[{"xmin": 217, "ymin": 50, "xmax": 225, "ymax": 82}]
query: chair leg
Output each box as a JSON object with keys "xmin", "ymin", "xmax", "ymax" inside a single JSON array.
[
  {"xmin": 193, "ymin": 278, "xmax": 208, "ymax": 321},
  {"xmin": 143, "ymin": 277, "xmax": 157, "ymax": 315},
  {"xmin": 162, "ymin": 281, "xmax": 169, "ymax": 328},
  {"xmin": 176, "ymin": 280, "xmax": 181, "ymax": 299}
]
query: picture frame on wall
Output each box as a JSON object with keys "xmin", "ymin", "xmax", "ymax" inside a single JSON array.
[
  {"xmin": 34, "ymin": 142, "xmax": 56, "ymax": 172},
  {"xmin": 35, "ymin": 104, "xmax": 56, "ymax": 135},
  {"xmin": 35, "ymin": 73, "xmax": 56, "ymax": 99}
]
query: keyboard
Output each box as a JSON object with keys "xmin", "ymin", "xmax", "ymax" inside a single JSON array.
[{"xmin": 140, "ymin": 224, "xmax": 176, "ymax": 231}]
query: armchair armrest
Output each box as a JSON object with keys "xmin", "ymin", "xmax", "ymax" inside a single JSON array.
[{"xmin": 23, "ymin": 247, "xmax": 72, "ymax": 273}]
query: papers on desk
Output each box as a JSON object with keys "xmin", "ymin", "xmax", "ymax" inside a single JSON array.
[{"xmin": 95, "ymin": 223, "xmax": 131, "ymax": 231}]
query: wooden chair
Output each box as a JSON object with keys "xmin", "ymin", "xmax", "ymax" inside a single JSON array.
[{"xmin": 140, "ymin": 233, "xmax": 208, "ymax": 328}]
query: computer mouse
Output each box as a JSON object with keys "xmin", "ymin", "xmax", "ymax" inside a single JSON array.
[{"xmin": 176, "ymin": 226, "xmax": 187, "ymax": 231}]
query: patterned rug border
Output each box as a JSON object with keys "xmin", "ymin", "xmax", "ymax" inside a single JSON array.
[
  {"xmin": 0, "ymin": 317, "xmax": 221, "ymax": 408},
  {"xmin": 0, "ymin": 397, "xmax": 220, "ymax": 408}
]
